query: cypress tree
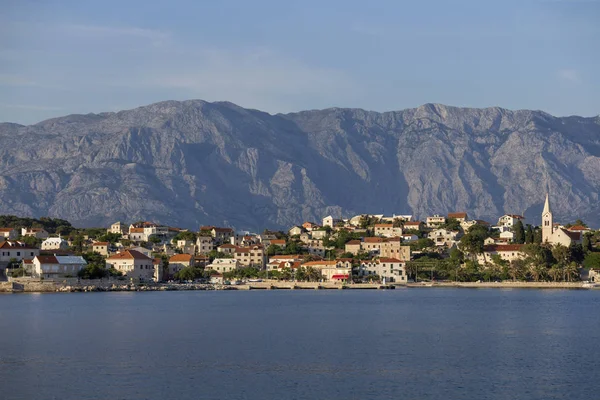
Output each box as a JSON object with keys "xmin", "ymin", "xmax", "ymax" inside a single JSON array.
[{"xmin": 514, "ymin": 220, "xmax": 525, "ymax": 244}]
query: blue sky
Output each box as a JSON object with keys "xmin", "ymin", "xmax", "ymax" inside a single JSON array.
[{"xmin": 1, "ymin": 0, "xmax": 598, "ymax": 124}]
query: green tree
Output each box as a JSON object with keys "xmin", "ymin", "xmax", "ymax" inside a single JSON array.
[
  {"xmin": 514, "ymin": 220, "xmax": 525, "ymax": 244},
  {"xmin": 583, "ymin": 252, "xmax": 600, "ymax": 270},
  {"xmin": 459, "ymin": 231, "xmax": 485, "ymax": 261},
  {"xmin": 71, "ymin": 234, "xmax": 85, "ymax": 254},
  {"xmin": 442, "ymin": 218, "xmax": 461, "ymax": 231},
  {"xmin": 97, "ymin": 232, "xmax": 122, "ymax": 244},
  {"xmin": 410, "ymin": 238, "xmax": 435, "ymax": 251},
  {"xmin": 525, "ymin": 224, "xmax": 534, "ymax": 244},
  {"xmin": 78, "ymin": 264, "xmax": 109, "ymax": 279},
  {"xmin": 174, "ymin": 267, "xmax": 203, "ymax": 281},
  {"xmin": 171, "ymin": 231, "xmax": 198, "ymax": 243},
  {"xmin": 533, "ymin": 227, "xmax": 542, "ymax": 244},
  {"xmin": 583, "ymin": 233, "xmax": 592, "ymax": 253},
  {"xmin": 267, "ymin": 244, "xmax": 283, "ymax": 256}
]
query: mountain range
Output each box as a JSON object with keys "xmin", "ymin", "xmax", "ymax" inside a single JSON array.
[{"xmin": 0, "ymin": 100, "xmax": 599, "ymax": 230}]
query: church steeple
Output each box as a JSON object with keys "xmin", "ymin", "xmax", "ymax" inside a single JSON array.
[{"xmin": 542, "ymin": 193, "xmax": 553, "ymax": 243}]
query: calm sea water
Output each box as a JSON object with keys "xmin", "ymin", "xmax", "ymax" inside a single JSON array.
[{"xmin": 1, "ymin": 289, "xmax": 599, "ymax": 400}]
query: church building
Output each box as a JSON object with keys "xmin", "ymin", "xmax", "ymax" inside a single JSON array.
[{"xmin": 541, "ymin": 193, "xmax": 582, "ymax": 247}]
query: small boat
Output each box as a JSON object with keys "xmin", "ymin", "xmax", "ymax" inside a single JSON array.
[{"xmin": 248, "ymin": 279, "xmax": 263, "ymax": 282}]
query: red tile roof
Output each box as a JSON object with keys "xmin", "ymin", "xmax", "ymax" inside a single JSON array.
[
  {"xmin": 107, "ymin": 250, "xmax": 152, "ymax": 261},
  {"xmin": 93, "ymin": 242, "xmax": 109, "ymax": 246},
  {"xmin": 169, "ymin": 254, "xmax": 193, "ymax": 262},
  {"xmin": 484, "ymin": 244, "xmax": 524, "ymax": 252},
  {"xmin": 448, "ymin": 212, "xmax": 467, "ymax": 219},
  {"xmin": 35, "ymin": 255, "xmax": 59, "ymax": 264}
]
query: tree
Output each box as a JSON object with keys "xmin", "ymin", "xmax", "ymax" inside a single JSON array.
[
  {"xmin": 174, "ymin": 267, "xmax": 203, "ymax": 281},
  {"xmin": 525, "ymin": 225, "xmax": 534, "ymax": 244},
  {"xmin": 582, "ymin": 233, "xmax": 592, "ymax": 253},
  {"xmin": 533, "ymin": 228, "xmax": 542, "ymax": 244},
  {"xmin": 508, "ymin": 259, "xmax": 527, "ymax": 281},
  {"xmin": 171, "ymin": 231, "xmax": 197, "ymax": 243},
  {"xmin": 449, "ymin": 247, "xmax": 464, "ymax": 267},
  {"xmin": 148, "ymin": 235, "xmax": 162, "ymax": 244},
  {"xmin": 267, "ymin": 244, "xmax": 283, "ymax": 256},
  {"xmin": 583, "ymin": 252, "xmax": 600, "ymax": 270},
  {"xmin": 97, "ymin": 232, "xmax": 122, "ymax": 244},
  {"xmin": 514, "ymin": 220, "xmax": 525, "ymax": 244},
  {"xmin": 78, "ymin": 264, "xmax": 109, "ymax": 279},
  {"xmin": 410, "ymin": 238, "xmax": 435, "ymax": 251},
  {"xmin": 71, "ymin": 234, "xmax": 85, "ymax": 254},
  {"xmin": 442, "ymin": 218, "xmax": 461, "ymax": 231},
  {"xmin": 459, "ymin": 231, "xmax": 485, "ymax": 260}
]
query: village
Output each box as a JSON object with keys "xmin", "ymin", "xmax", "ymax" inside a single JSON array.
[{"xmin": 1, "ymin": 194, "xmax": 599, "ymax": 289}]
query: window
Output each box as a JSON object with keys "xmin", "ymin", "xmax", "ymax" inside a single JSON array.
[{"xmin": 17, "ymin": 252, "xmax": 20, "ymax": 256}]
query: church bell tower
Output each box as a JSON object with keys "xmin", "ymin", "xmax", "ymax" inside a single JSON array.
[{"xmin": 541, "ymin": 193, "xmax": 553, "ymax": 243}]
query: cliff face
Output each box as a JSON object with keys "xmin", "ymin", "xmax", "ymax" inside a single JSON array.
[{"xmin": 0, "ymin": 100, "xmax": 598, "ymax": 230}]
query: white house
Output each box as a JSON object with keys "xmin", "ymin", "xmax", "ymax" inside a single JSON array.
[
  {"xmin": 205, "ymin": 258, "xmax": 239, "ymax": 274},
  {"xmin": 41, "ymin": 237, "xmax": 69, "ymax": 251},
  {"xmin": 21, "ymin": 228, "xmax": 49, "ymax": 239},
  {"xmin": 497, "ymin": 214, "xmax": 525, "ymax": 228},
  {"xmin": 374, "ymin": 224, "xmax": 403, "ymax": 238},
  {"xmin": 0, "ymin": 228, "xmax": 18, "ymax": 240},
  {"xmin": 428, "ymin": 229, "xmax": 462, "ymax": 247},
  {"xmin": 33, "ymin": 255, "xmax": 87, "ymax": 279},
  {"xmin": 0, "ymin": 241, "xmax": 40, "ymax": 262},
  {"xmin": 360, "ymin": 258, "xmax": 407, "ymax": 283},
  {"xmin": 542, "ymin": 194, "xmax": 582, "ymax": 247}
]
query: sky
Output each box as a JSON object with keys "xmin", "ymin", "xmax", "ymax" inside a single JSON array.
[{"xmin": 1, "ymin": 0, "xmax": 599, "ymax": 124}]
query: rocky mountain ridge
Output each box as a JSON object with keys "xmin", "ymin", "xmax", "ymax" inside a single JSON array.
[{"xmin": 0, "ymin": 100, "xmax": 598, "ymax": 230}]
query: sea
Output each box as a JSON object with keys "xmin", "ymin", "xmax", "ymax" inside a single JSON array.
[{"xmin": 1, "ymin": 288, "xmax": 599, "ymax": 400}]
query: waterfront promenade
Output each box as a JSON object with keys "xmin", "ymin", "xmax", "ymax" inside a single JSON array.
[{"xmin": 1, "ymin": 278, "xmax": 595, "ymax": 293}]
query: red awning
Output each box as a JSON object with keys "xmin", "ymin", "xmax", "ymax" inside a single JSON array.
[{"xmin": 331, "ymin": 274, "xmax": 349, "ymax": 279}]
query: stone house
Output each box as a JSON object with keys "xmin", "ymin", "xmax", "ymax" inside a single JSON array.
[
  {"xmin": 0, "ymin": 228, "xmax": 18, "ymax": 240},
  {"xmin": 233, "ymin": 245, "xmax": 265, "ymax": 268},
  {"xmin": 196, "ymin": 236, "xmax": 214, "ymax": 254},
  {"xmin": 217, "ymin": 243, "xmax": 236, "ymax": 255},
  {"xmin": 288, "ymin": 226, "xmax": 304, "ymax": 236},
  {"xmin": 91, "ymin": 241, "xmax": 109, "ymax": 256},
  {"xmin": 106, "ymin": 250, "xmax": 155, "ymax": 280},
  {"xmin": 374, "ymin": 224, "xmax": 403, "ymax": 238},
  {"xmin": 428, "ymin": 229, "xmax": 462, "ymax": 247},
  {"xmin": 168, "ymin": 253, "xmax": 194, "ymax": 279},
  {"xmin": 497, "ymin": 214, "xmax": 525, "ymax": 228},
  {"xmin": 476, "ymin": 244, "xmax": 525, "ymax": 264}
]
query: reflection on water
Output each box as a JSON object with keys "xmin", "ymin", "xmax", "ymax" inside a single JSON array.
[{"xmin": 1, "ymin": 289, "xmax": 599, "ymax": 400}]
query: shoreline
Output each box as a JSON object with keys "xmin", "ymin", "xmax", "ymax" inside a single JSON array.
[{"xmin": 1, "ymin": 280, "xmax": 597, "ymax": 293}]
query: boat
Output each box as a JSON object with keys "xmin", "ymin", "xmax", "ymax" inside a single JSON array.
[
  {"xmin": 582, "ymin": 281, "xmax": 599, "ymax": 289},
  {"xmin": 248, "ymin": 279, "xmax": 263, "ymax": 282}
]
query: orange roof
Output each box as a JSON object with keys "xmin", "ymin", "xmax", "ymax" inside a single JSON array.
[
  {"xmin": 377, "ymin": 257, "xmax": 403, "ymax": 263},
  {"xmin": 375, "ymin": 224, "xmax": 393, "ymax": 228},
  {"xmin": 93, "ymin": 242, "xmax": 109, "ymax": 246},
  {"xmin": 218, "ymin": 244, "xmax": 236, "ymax": 248},
  {"xmin": 107, "ymin": 250, "xmax": 151, "ymax": 261},
  {"xmin": 403, "ymin": 221, "xmax": 422, "ymax": 226},
  {"xmin": 346, "ymin": 240, "xmax": 361, "ymax": 245},
  {"xmin": 568, "ymin": 225, "xmax": 589, "ymax": 231},
  {"xmin": 169, "ymin": 253, "xmax": 192, "ymax": 262},
  {"xmin": 364, "ymin": 237, "xmax": 384, "ymax": 243},
  {"xmin": 130, "ymin": 228, "xmax": 145, "ymax": 233},
  {"xmin": 448, "ymin": 212, "xmax": 467, "ymax": 219},
  {"xmin": 271, "ymin": 239, "xmax": 286, "ymax": 244},
  {"xmin": 0, "ymin": 228, "xmax": 15, "ymax": 232}
]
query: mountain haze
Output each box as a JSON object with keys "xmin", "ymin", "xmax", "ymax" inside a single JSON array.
[{"xmin": 0, "ymin": 100, "xmax": 599, "ymax": 230}]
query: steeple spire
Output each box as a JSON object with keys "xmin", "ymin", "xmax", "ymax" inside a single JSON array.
[{"xmin": 543, "ymin": 193, "xmax": 551, "ymax": 215}]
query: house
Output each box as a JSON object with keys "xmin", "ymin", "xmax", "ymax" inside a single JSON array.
[
  {"xmin": 568, "ymin": 225, "xmax": 592, "ymax": 234},
  {"xmin": 41, "ymin": 237, "xmax": 69, "ymax": 251},
  {"xmin": 0, "ymin": 241, "xmax": 40, "ymax": 262},
  {"xmin": 374, "ymin": 224, "xmax": 403, "ymax": 238},
  {"xmin": 542, "ymin": 194, "xmax": 582, "ymax": 247},
  {"xmin": 270, "ymin": 239, "xmax": 286, "ymax": 249},
  {"xmin": 217, "ymin": 243, "xmax": 236, "ymax": 255},
  {"xmin": 448, "ymin": 212, "xmax": 468, "ymax": 222},
  {"xmin": 402, "ymin": 221, "xmax": 424, "ymax": 231},
  {"xmin": 153, "ymin": 258, "xmax": 164, "ymax": 282},
  {"xmin": 344, "ymin": 240, "xmax": 362, "ymax": 255},
  {"xmin": 426, "ymin": 215, "xmax": 446, "ymax": 228},
  {"xmin": 196, "ymin": 236, "xmax": 214, "ymax": 254},
  {"xmin": 205, "ymin": 258, "xmax": 239, "ymax": 274},
  {"xmin": 129, "ymin": 227, "xmax": 148, "ymax": 242},
  {"xmin": 211, "ymin": 227, "xmax": 234, "ymax": 245},
  {"xmin": 310, "ymin": 230, "xmax": 328, "ymax": 240},
  {"xmin": 322, "ymin": 215, "xmax": 343, "ymax": 228},
  {"xmin": 108, "ymin": 222, "xmax": 127, "ymax": 235},
  {"xmin": 477, "ymin": 244, "xmax": 525, "ymax": 264},
  {"xmin": 302, "ymin": 222, "xmax": 320, "ymax": 231},
  {"xmin": 168, "ymin": 253, "xmax": 194, "ymax": 279},
  {"xmin": 360, "ymin": 258, "xmax": 407, "ymax": 283},
  {"xmin": 301, "ymin": 260, "xmax": 352, "ymax": 282},
  {"xmin": 0, "ymin": 228, "xmax": 18, "ymax": 240},
  {"xmin": 361, "ymin": 237, "xmax": 411, "ymax": 260},
  {"xmin": 497, "ymin": 214, "xmax": 525, "ymax": 228},
  {"xmin": 233, "ymin": 245, "xmax": 265, "ymax": 268},
  {"xmin": 288, "ymin": 226, "xmax": 305, "ymax": 236},
  {"xmin": 303, "ymin": 239, "xmax": 333, "ymax": 257},
  {"xmin": 32, "ymin": 255, "xmax": 87, "ymax": 279},
  {"xmin": 125, "ymin": 246, "xmax": 153, "ymax": 258},
  {"xmin": 21, "ymin": 228, "xmax": 49, "ymax": 239},
  {"xmin": 176, "ymin": 240, "xmax": 196, "ymax": 255},
  {"xmin": 91, "ymin": 241, "xmax": 109, "ymax": 256},
  {"xmin": 106, "ymin": 250, "xmax": 155, "ymax": 280},
  {"xmin": 428, "ymin": 229, "xmax": 462, "ymax": 247}
]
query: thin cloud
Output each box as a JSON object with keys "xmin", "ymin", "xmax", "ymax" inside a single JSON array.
[
  {"xmin": 557, "ymin": 69, "xmax": 581, "ymax": 84},
  {"xmin": 0, "ymin": 103, "xmax": 64, "ymax": 111},
  {"xmin": 63, "ymin": 24, "xmax": 171, "ymax": 41}
]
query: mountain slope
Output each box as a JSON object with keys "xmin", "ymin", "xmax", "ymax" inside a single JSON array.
[{"xmin": 0, "ymin": 100, "xmax": 598, "ymax": 230}]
